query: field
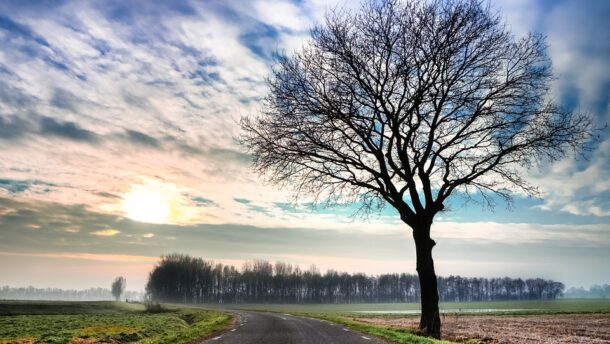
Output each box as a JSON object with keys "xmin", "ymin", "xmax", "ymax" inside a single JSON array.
[
  {"xmin": 206, "ymin": 298, "xmax": 610, "ymax": 315},
  {"xmin": 2, "ymin": 300, "xmax": 609, "ymax": 343},
  {"xmin": 205, "ymin": 299, "xmax": 610, "ymax": 343},
  {"xmin": 356, "ymin": 313, "xmax": 610, "ymax": 343},
  {"xmin": 0, "ymin": 301, "xmax": 233, "ymax": 344}
]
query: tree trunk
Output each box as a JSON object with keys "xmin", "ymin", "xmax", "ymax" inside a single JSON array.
[{"xmin": 413, "ymin": 221, "xmax": 441, "ymax": 339}]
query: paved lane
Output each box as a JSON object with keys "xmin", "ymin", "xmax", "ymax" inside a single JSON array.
[{"xmin": 202, "ymin": 310, "xmax": 386, "ymax": 344}]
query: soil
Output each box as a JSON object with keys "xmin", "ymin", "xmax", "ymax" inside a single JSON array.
[{"xmin": 354, "ymin": 314, "xmax": 610, "ymax": 343}]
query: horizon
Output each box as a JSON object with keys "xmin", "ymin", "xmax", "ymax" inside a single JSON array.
[
  {"xmin": 1, "ymin": 0, "xmax": 609, "ymax": 293},
  {"xmin": 1, "ymin": 250, "xmax": 607, "ymax": 292}
]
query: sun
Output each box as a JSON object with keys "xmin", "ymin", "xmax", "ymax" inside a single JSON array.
[{"xmin": 122, "ymin": 182, "xmax": 171, "ymax": 224}]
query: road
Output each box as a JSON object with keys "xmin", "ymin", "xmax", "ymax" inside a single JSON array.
[{"xmin": 201, "ymin": 310, "xmax": 386, "ymax": 344}]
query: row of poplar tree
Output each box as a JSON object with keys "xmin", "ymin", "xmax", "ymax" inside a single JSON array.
[{"xmin": 146, "ymin": 254, "xmax": 565, "ymax": 303}]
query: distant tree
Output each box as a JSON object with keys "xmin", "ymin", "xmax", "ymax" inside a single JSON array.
[
  {"xmin": 240, "ymin": 0, "xmax": 592, "ymax": 338},
  {"xmin": 0, "ymin": 286, "xmax": 143, "ymax": 301},
  {"xmin": 563, "ymin": 284, "xmax": 609, "ymax": 299},
  {"xmin": 111, "ymin": 276, "xmax": 126, "ymax": 301}
]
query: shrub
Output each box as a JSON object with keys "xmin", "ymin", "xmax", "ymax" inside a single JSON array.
[{"xmin": 144, "ymin": 301, "xmax": 165, "ymax": 313}]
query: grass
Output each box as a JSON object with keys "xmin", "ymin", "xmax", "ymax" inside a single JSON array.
[
  {"xmin": 0, "ymin": 300, "xmax": 233, "ymax": 344},
  {"xmin": 0, "ymin": 300, "xmax": 144, "ymax": 316},
  {"xmin": 206, "ymin": 298, "xmax": 610, "ymax": 315},
  {"xmin": 303, "ymin": 313, "xmax": 459, "ymax": 344}
]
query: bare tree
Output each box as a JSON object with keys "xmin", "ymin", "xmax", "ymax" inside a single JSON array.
[
  {"xmin": 240, "ymin": 0, "xmax": 592, "ymax": 338},
  {"xmin": 144, "ymin": 255, "xmax": 564, "ymax": 305},
  {"xmin": 111, "ymin": 276, "xmax": 126, "ymax": 301}
]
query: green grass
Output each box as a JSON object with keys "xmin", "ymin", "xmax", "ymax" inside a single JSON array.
[
  {"xmin": 0, "ymin": 300, "xmax": 144, "ymax": 316},
  {"xmin": 0, "ymin": 301, "xmax": 233, "ymax": 344},
  {"xmin": 206, "ymin": 298, "xmax": 610, "ymax": 315},
  {"xmin": 304, "ymin": 313, "xmax": 459, "ymax": 344}
]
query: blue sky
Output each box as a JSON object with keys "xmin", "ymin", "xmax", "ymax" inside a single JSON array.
[{"xmin": 0, "ymin": 0, "xmax": 608, "ymax": 291}]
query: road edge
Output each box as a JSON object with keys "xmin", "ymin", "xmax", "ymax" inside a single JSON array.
[{"xmin": 192, "ymin": 310, "xmax": 240, "ymax": 344}]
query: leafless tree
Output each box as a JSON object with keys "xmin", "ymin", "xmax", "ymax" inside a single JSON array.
[
  {"xmin": 144, "ymin": 255, "xmax": 565, "ymax": 305},
  {"xmin": 240, "ymin": 0, "xmax": 592, "ymax": 338}
]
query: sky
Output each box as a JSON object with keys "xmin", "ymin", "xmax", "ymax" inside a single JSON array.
[{"xmin": 0, "ymin": 0, "xmax": 608, "ymax": 292}]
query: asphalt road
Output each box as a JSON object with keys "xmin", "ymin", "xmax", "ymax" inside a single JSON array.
[{"xmin": 202, "ymin": 310, "xmax": 386, "ymax": 344}]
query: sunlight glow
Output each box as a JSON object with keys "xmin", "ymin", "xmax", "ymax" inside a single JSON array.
[
  {"xmin": 111, "ymin": 177, "xmax": 218, "ymax": 225},
  {"xmin": 122, "ymin": 182, "xmax": 171, "ymax": 224}
]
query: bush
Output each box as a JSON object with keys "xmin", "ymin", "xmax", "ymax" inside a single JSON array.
[{"xmin": 144, "ymin": 301, "xmax": 165, "ymax": 313}]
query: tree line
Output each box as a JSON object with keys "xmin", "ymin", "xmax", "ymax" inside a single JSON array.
[
  {"xmin": 564, "ymin": 284, "xmax": 610, "ymax": 299},
  {"xmin": 0, "ymin": 286, "xmax": 143, "ymax": 301},
  {"xmin": 146, "ymin": 254, "xmax": 565, "ymax": 304}
]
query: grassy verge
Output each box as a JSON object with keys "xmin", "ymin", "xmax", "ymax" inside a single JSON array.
[
  {"xmin": 299, "ymin": 313, "xmax": 460, "ymax": 344},
  {"xmin": 0, "ymin": 301, "xmax": 233, "ymax": 344}
]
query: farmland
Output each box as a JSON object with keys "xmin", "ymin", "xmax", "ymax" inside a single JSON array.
[
  {"xmin": 204, "ymin": 299, "xmax": 610, "ymax": 343},
  {"xmin": 0, "ymin": 301, "xmax": 232, "ymax": 344},
  {"xmin": 354, "ymin": 313, "xmax": 610, "ymax": 343},
  {"xmin": 2, "ymin": 299, "xmax": 609, "ymax": 343},
  {"xmin": 205, "ymin": 298, "xmax": 610, "ymax": 315}
]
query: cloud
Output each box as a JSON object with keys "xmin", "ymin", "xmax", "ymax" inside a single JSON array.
[
  {"xmin": 0, "ymin": 82, "xmax": 36, "ymax": 110},
  {"xmin": 238, "ymin": 21, "xmax": 281, "ymax": 60},
  {"xmin": 0, "ymin": 14, "xmax": 50, "ymax": 48},
  {"xmin": 39, "ymin": 116, "xmax": 99, "ymax": 142},
  {"xmin": 0, "ymin": 14, "xmax": 76, "ymax": 76},
  {"xmin": 192, "ymin": 196, "xmax": 215, "ymax": 207},
  {"xmin": 560, "ymin": 199, "xmax": 610, "ymax": 217},
  {"xmin": 91, "ymin": 229, "xmax": 120, "ymax": 236},
  {"xmin": 485, "ymin": 0, "xmax": 610, "ymax": 218},
  {"xmin": 433, "ymin": 221, "xmax": 610, "ymax": 246},
  {"xmin": 0, "ymin": 116, "xmax": 30, "ymax": 139},
  {"xmin": 0, "ymin": 0, "xmax": 275, "ymax": 214},
  {"xmin": 123, "ymin": 129, "xmax": 160, "ymax": 148},
  {"xmin": 546, "ymin": 0, "xmax": 610, "ymax": 114},
  {"xmin": 49, "ymin": 88, "xmax": 82, "ymax": 112},
  {"xmin": 253, "ymin": 0, "xmax": 310, "ymax": 31},
  {"xmin": 0, "ymin": 179, "xmax": 29, "ymax": 193},
  {"xmin": 0, "ymin": 251, "xmax": 157, "ymax": 262},
  {"xmin": 0, "ymin": 178, "xmax": 55, "ymax": 194},
  {"xmin": 207, "ymin": 147, "xmax": 252, "ymax": 164},
  {"xmin": 0, "ymin": 0, "xmax": 606, "ymax": 223},
  {"xmin": 0, "ymin": 196, "xmax": 608, "ymax": 289}
]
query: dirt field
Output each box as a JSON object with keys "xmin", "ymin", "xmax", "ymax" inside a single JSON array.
[{"xmin": 355, "ymin": 314, "xmax": 610, "ymax": 343}]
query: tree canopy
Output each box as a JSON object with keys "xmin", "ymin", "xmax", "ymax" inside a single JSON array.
[{"xmin": 241, "ymin": 0, "xmax": 592, "ymax": 225}]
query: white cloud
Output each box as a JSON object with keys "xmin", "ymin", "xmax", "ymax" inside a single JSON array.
[
  {"xmin": 433, "ymin": 221, "xmax": 610, "ymax": 246},
  {"xmin": 253, "ymin": 0, "xmax": 310, "ymax": 31},
  {"xmin": 493, "ymin": 0, "xmax": 542, "ymax": 37},
  {"xmin": 499, "ymin": 0, "xmax": 610, "ymax": 218}
]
